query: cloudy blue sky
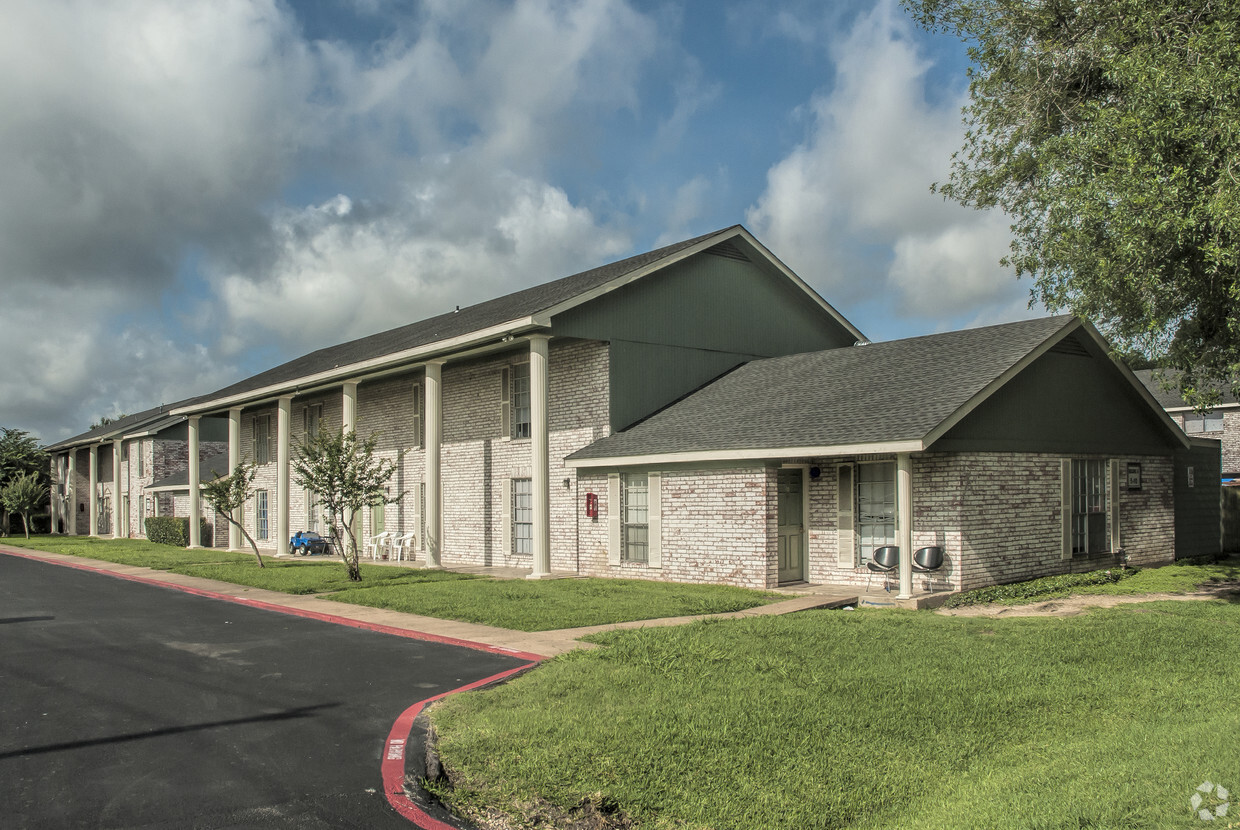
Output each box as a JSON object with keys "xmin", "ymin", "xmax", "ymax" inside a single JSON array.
[{"xmin": 1, "ymin": 0, "xmax": 1042, "ymax": 443}]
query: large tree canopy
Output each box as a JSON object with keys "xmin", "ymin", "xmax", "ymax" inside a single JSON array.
[
  {"xmin": 0, "ymin": 428, "xmax": 48, "ymax": 536},
  {"xmin": 906, "ymin": 0, "xmax": 1240, "ymax": 406}
]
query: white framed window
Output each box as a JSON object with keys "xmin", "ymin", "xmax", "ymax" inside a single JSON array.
[
  {"xmin": 1183, "ymin": 412, "xmax": 1224, "ymax": 434},
  {"xmin": 135, "ymin": 439, "xmax": 144, "ymax": 477},
  {"xmin": 621, "ymin": 472, "xmax": 649, "ymax": 563},
  {"xmin": 512, "ymin": 477, "xmax": 533, "ymax": 555},
  {"xmin": 304, "ymin": 404, "xmax": 323, "ymax": 442},
  {"xmin": 1070, "ymin": 459, "xmax": 1109, "ymax": 555},
  {"xmin": 512, "ymin": 362, "xmax": 531, "ymax": 439},
  {"xmin": 254, "ymin": 415, "xmax": 271, "ymax": 465},
  {"xmin": 256, "ymin": 489, "xmax": 269, "ymax": 541},
  {"xmin": 607, "ymin": 472, "xmax": 661, "ymax": 568},
  {"xmin": 855, "ymin": 461, "xmax": 897, "ymax": 564}
]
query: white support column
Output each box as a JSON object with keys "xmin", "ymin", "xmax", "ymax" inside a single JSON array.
[
  {"xmin": 527, "ymin": 334, "xmax": 552, "ymax": 579},
  {"xmin": 277, "ymin": 396, "xmax": 292, "ymax": 554},
  {"xmin": 88, "ymin": 445, "xmax": 99, "ymax": 537},
  {"xmin": 896, "ymin": 452, "xmax": 914, "ymax": 599},
  {"xmin": 188, "ymin": 416, "xmax": 202, "ymax": 548},
  {"xmin": 50, "ymin": 456, "xmax": 61, "ymax": 535},
  {"xmin": 425, "ymin": 361, "xmax": 444, "ymax": 568},
  {"xmin": 67, "ymin": 451, "xmax": 78, "ymax": 535},
  {"xmin": 112, "ymin": 439, "xmax": 124, "ymax": 538},
  {"xmin": 342, "ymin": 381, "xmax": 359, "ymax": 551},
  {"xmin": 228, "ymin": 407, "xmax": 241, "ymax": 550}
]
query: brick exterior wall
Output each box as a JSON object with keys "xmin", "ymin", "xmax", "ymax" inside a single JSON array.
[
  {"xmin": 131, "ymin": 438, "xmax": 227, "ymax": 539},
  {"xmin": 230, "ymin": 338, "xmax": 610, "ymax": 560},
  {"xmin": 575, "ymin": 466, "xmax": 774, "ymax": 589},
  {"xmin": 60, "ymin": 437, "xmax": 241, "ymax": 540},
  {"xmin": 170, "ymin": 493, "xmax": 227, "ymax": 548},
  {"xmin": 1218, "ymin": 410, "xmax": 1239, "ymax": 476},
  {"xmin": 242, "ymin": 403, "xmax": 283, "ymax": 548},
  {"xmin": 574, "ymin": 451, "xmax": 1175, "ymax": 591},
  {"xmin": 1173, "ymin": 407, "xmax": 1238, "ymax": 477}
]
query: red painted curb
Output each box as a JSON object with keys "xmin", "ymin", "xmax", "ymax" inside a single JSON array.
[{"xmin": 380, "ymin": 663, "xmax": 536, "ymax": 828}]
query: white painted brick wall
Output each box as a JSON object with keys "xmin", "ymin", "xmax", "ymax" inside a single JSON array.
[
  {"xmin": 230, "ymin": 339, "xmax": 610, "ymax": 561},
  {"xmin": 576, "ymin": 466, "xmax": 774, "ymax": 589},
  {"xmin": 574, "ymin": 451, "xmax": 1175, "ymax": 591}
]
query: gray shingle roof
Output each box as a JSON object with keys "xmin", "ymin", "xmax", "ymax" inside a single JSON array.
[
  {"xmin": 192, "ymin": 226, "xmax": 741, "ymax": 406},
  {"xmin": 46, "ymin": 402, "xmax": 192, "ymax": 451},
  {"xmin": 568, "ymin": 315, "xmax": 1077, "ymax": 461},
  {"xmin": 1133, "ymin": 369, "xmax": 1239, "ymax": 409}
]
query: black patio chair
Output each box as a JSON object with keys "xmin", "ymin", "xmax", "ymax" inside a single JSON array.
[
  {"xmin": 866, "ymin": 545, "xmax": 900, "ymax": 593},
  {"xmin": 912, "ymin": 546, "xmax": 945, "ymax": 591}
]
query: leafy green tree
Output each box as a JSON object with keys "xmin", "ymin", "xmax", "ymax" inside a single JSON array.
[
  {"xmin": 906, "ymin": 0, "xmax": 1240, "ymax": 406},
  {"xmin": 292, "ymin": 429, "xmax": 400, "ymax": 582},
  {"xmin": 90, "ymin": 414, "xmax": 128, "ymax": 430},
  {"xmin": 0, "ymin": 428, "xmax": 48, "ymax": 536},
  {"xmin": 200, "ymin": 462, "xmax": 265, "ymax": 568},
  {"xmin": 2, "ymin": 472, "xmax": 46, "ymax": 538}
]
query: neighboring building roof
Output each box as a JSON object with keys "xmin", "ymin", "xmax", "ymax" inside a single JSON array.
[
  {"xmin": 46, "ymin": 401, "xmax": 192, "ymax": 451},
  {"xmin": 1132, "ymin": 369, "xmax": 1240, "ymax": 410},
  {"xmin": 567, "ymin": 315, "xmax": 1185, "ymax": 466},
  {"xmin": 175, "ymin": 225, "xmax": 863, "ymax": 414},
  {"xmin": 145, "ymin": 452, "xmax": 231, "ymax": 492}
]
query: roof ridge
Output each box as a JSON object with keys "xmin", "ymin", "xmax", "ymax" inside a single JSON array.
[{"xmin": 180, "ymin": 225, "xmax": 746, "ymax": 408}]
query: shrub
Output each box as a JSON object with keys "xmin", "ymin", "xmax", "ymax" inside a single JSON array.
[
  {"xmin": 144, "ymin": 517, "xmax": 212, "ymax": 547},
  {"xmin": 145, "ymin": 517, "xmax": 188, "ymax": 546},
  {"xmin": 943, "ymin": 567, "xmax": 1139, "ymax": 608}
]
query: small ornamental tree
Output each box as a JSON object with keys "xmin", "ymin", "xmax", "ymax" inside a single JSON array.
[
  {"xmin": 1, "ymin": 471, "xmax": 47, "ymax": 539},
  {"xmin": 201, "ymin": 462, "xmax": 265, "ymax": 568},
  {"xmin": 292, "ymin": 429, "xmax": 399, "ymax": 582}
]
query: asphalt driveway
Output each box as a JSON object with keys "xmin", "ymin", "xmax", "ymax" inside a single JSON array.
[{"xmin": 0, "ymin": 552, "xmax": 529, "ymax": 829}]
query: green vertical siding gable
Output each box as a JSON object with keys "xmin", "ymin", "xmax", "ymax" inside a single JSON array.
[
  {"xmin": 552, "ymin": 248, "xmax": 857, "ymax": 430},
  {"xmin": 932, "ymin": 336, "xmax": 1178, "ymax": 455}
]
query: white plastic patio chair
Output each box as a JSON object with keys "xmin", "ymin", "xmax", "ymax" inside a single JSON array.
[
  {"xmin": 363, "ymin": 531, "xmax": 394, "ymax": 561},
  {"xmin": 389, "ymin": 532, "xmax": 417, "ymax": 562}
]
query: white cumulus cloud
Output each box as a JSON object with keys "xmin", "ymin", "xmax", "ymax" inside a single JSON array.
[{"xmin": 746, "ymin": 0, "xmax": 1029, "ymax": 326}]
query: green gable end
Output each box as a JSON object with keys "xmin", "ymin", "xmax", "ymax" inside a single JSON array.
[
  {"xmin": 931, "ymin": 334, "xmax": 1178, "ymax": 456},
  {"xmin": 552, "ymin": 243, "xmax": 858, "ymax": 430}
]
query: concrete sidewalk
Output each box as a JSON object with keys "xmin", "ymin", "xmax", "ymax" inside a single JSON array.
[{"xmin": 0, "ymin": 544, "xmax": 859, "ymax": 657}]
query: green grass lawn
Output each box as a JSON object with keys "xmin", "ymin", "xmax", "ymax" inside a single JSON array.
[
  {"xmin": 2, "ymin": 536, "xmax": 778, "ymax": 629},
  {"xmin": 946, "ymin": 557, "xmax": 1240, "ymax": 608},
  {"xmin": 432, "ymin": 600, "xmax": 1240, "ymax": 829},
  {"xmin": 0, "ymin": 534, "xmax": 253, "ymax": 569},
  {"xmin": 326, "ymin": 577, "xmax": 781, "ymax": 631},
  {"xmin": 169, "ymin": 560, "xmax": 478, "ymax": 594},
  {"xmin": 1069, "ymin": 557, "xmax": 1240, "ymax": 596}
]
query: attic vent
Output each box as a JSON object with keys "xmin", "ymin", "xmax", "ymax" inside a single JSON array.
[
  {"xmin": 1049, "ymin": 334, "xmax": 1090, "ymax": 357},
  {"xmin": 705, "ymin": 241, "xmax": 750, "ymax": 262}
]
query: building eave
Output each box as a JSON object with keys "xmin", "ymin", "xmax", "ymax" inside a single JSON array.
[
  {"xmin": 172, "ymin": 318, "xmax": 544, "ymax": 416},
  {"xmin": 564, "ymin": 440, "xmax": 926, "ymax": 469}
]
